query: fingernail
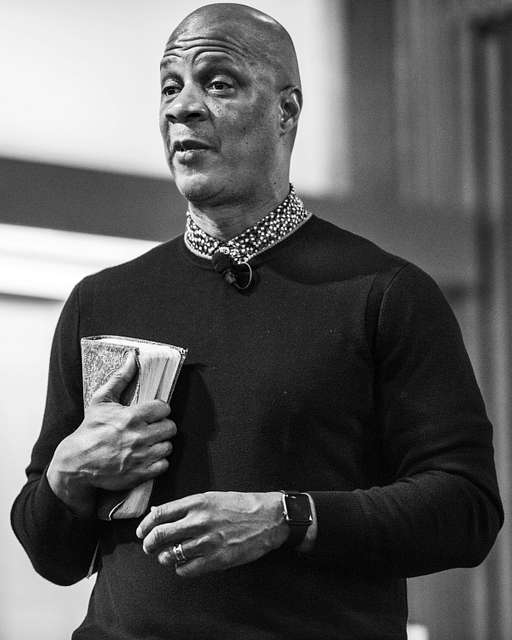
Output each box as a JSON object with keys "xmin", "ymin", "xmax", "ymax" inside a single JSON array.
[{"xmin": 136, "ymin": 525, "xmax": 142, "ymax": 538}]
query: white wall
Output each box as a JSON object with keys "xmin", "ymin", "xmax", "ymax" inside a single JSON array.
[
  {"xmin": 0, "ymin": 0, "xmax": 349, "ymax": 196},
  {"xmin": 0, "ymin": 228, "xmax": 157, "ymax": 640},
  {"xmin": 0, "ymin": 296, "xmax": 94, "ymax": 640}
]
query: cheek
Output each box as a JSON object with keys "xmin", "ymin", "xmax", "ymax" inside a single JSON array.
[{"xmin": 216, "ymin": 103, "xmax": 279, "ymax": 156}]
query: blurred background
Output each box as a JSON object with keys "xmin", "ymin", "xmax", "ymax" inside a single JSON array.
[{"xmin": 1, "ymin": 1, "xmax": 511, "ymax": 638}]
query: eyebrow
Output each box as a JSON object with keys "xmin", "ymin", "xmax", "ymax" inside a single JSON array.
[{"xmin": 160, "ymin": 57, "xmax": 178, "ymax": 71}]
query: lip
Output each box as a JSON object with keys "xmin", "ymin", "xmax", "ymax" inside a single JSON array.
[{"xmin": 172, "ymin": 138, "xmax": 212, "ymax": 154}]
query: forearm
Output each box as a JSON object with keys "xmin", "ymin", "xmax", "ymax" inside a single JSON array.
[
  {"xmin": 11, "ymin": 470, "xmax": 99, "ymax": 585},
  {"xmin": 320, "ymin": 263, "xmax": 504, "ymax": 576},
  {"xmin": 10, "ymin": 283, "xmax": 100, "ymax": 584},
  {"xmin": 308, "ymin": 470, "xmax": 503, "ymax": 576}
]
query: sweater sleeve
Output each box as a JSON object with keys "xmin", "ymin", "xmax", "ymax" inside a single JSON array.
[
  {"xmin": 308, "ymin": 263, "xmax": 503, "ymax": 577},
  {"xmin": 10, "ymin": 283, "xmax": 99, "ymax": 586}
]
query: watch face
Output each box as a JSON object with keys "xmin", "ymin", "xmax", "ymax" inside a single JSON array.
[{"xmin": 284, "ymin": 493, "xmax": 312, "ymax": 525}]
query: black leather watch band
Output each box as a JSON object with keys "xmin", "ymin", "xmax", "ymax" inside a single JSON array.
[{"xmin": 281, "ymin": 491, "xmax": 313, "ymax": 549}]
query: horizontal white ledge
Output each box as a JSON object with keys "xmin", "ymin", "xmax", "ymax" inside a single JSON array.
[{"xmin": 0, "ymin": 224, "xmax": 158, "ymax": 300}]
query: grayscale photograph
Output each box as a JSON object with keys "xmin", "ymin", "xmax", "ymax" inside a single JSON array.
[{"xmin": 1, "ymin": 2, "xmax": 511, "ymax": 639}]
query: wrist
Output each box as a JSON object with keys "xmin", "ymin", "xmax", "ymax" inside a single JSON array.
[
  {"xmin": 280, "ymin": 490, "xmax": 317, "ymax": 552},
  {"xmin": 264, "ymin": 492, "xmax": 292, "ymax": 549},
  {"xmin": 295, "ymin": 494, "xmax": 317, "ymax": 553},
  {"xmin": 47, "ymin": 441, "xmax": 96, "ymax": 518}
]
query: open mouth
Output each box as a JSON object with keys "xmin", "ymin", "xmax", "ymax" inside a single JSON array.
[{"xmin": 173, "ymin": 139, "xmax": 210, "ymax": 153}]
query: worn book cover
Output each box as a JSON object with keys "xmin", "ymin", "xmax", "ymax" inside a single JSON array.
[{"xmin": 81, "ymin": 335, "xmax": 187, "ymax": 520}]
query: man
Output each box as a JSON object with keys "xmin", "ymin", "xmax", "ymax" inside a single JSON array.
[{"xmin": 12, "ymin": 4, "xmax": 503, "ymax": 639}]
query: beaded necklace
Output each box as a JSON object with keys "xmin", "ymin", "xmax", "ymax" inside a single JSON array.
[{"xmin": 184, "ymin": 186, "xmax": 311, "ymax": 264}]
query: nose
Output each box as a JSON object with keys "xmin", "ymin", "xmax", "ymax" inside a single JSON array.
[{"xmin": 164, "ymin": 83, "xmax": 208, "ymax": 124}]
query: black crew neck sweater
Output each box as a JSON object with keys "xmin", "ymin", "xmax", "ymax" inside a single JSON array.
[{"xmin": 11, "ymin": 216, "xmax": 503, "ymax": 639}]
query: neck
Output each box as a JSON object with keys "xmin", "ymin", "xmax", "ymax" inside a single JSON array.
[{"xmin": 187, "ymin": 183, "xmax": 290, "ymax": 241}]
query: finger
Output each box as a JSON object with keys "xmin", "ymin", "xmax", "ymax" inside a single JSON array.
[
  {"xmin": 158, "ymin": 548, "xmax": 176, "ymax": 566},
  {"xmin": 175, "ymin": 556, "xmax": 214, "ymax": 578},
  {"xmin": 142, "ymin": 458, "xmax": 170, "ymax": 480},
  {"xmin": 175, "ymin": 547, "xmax": 249, "ymax": 578},
  {"xmin": 131, "ymin": 399, "xmax": 171, "ymax": 424},
  {"xmin": 157, "ymin": 536, "xmax": 208, "ymax": 566},
  {"xmin": 146, "ymin": 440, "xmax": 173, "ymax": 463},
  {"xmin": 136, "ymin": 493, "xmax": 205, "ymax": 539},
  {"xmin": 141, "ymin": 419, "xmax": 177, "ymax": 446},
  {"xmin": 91, "ymin": 351, "xmax": 138, "ymax": 405},
  {"xmin": 142, "ymin": 522, "xmax": 182, "ymax": 554},
  {"xmin": 142, "ymin": 518, "xmax": 203, "ymax": 554},
  {"xmin": 117, "ymin": 459, "xmax": 169, "ymax": 491}
]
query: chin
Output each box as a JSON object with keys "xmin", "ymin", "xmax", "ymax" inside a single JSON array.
[{"xmin": 174, "ymin": 173, "xmax": 222, "ymax": 204}]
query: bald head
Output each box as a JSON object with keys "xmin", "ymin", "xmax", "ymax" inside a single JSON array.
[
  {"xmin": 165, "ymin": 3, "xmax": 301, "ymax": 93},
  {"xmin": 159, "ymin": 3, "xmax": 303, "ymax": 209}
]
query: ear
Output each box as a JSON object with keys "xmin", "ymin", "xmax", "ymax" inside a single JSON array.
[{"xmin": 279, "ymin": 87, "xmax": 302, "ymax": 135}]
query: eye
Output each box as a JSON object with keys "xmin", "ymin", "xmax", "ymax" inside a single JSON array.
[
  {"xmin": 207, "ymin": 79, "xmax": 234, "ymax": 93},
  {"xmin": 161, "ymin": 83, "xmax": 181, "ymax": 98}
]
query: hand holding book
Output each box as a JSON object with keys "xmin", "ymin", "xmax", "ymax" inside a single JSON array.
[{"xmin": 47, "ymin": 336, "xmax": 186, "ymax": 521}]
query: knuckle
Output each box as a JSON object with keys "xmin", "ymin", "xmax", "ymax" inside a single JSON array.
[
  {"xmin": 199, "ymin": 535, "xmax": 216, "ymax": 554},
  {"xmin": 192, "ymin": 513, "xmax": 209, "ymax": 531},
  {"xmin": 114, "ymin": 421, "xmax": 130, "ymax": 436},
  {"xmin": 152, "ymin": 526, "xmax": 166, "ymax": 546},
  {"xmin": 211, "ymin": 529, "xmax": 227, "ymax": 548},
  {"xmin": 144, "ymin": 463, "xmax": 157, "ymax": 479},
  {"xmin": 113, "ymin": 447, "xmax": 130, "ymax": 474},
  {"xmin": 151, "ymin": 504, "xmax": 163, "ymax": 521},
  {"xmin": 124, "ymin": 409, "xmax": 141, "ymax": 428},
  {"xmin": 130, "ymin": 431, "xmax": 144, "ymax": 447},
  {"xmin": 198, "ymin": 492, "xmax": 211, "ymax": 509}
]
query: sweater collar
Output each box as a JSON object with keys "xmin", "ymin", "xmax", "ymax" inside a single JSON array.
[{"xmin": 183, "ymin": 185, "xmax": 311, "ymax": 264}]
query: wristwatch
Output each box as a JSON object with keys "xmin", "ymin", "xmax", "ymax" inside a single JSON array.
[{"xmin": 280, "ymin": 490, "xmax": 313, "ymax": 548}]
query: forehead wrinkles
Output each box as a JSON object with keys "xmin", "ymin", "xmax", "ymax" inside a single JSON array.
[
  {"xmin": 163, "ymin": 33, "xmax": 262, "ymax": 67},
  {"xmin": 164, "ymin": 36, "xmax": 254, "ymax": 58}
]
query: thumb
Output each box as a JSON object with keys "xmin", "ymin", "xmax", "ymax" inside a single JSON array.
[{"xmin": 90, "ymin": 351, "xmax": 138, "ymax": 405}]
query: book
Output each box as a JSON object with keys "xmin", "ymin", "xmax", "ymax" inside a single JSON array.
[{"xmin": 81, "ymin": 335, "xmax": 187, "ymax": 520}]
